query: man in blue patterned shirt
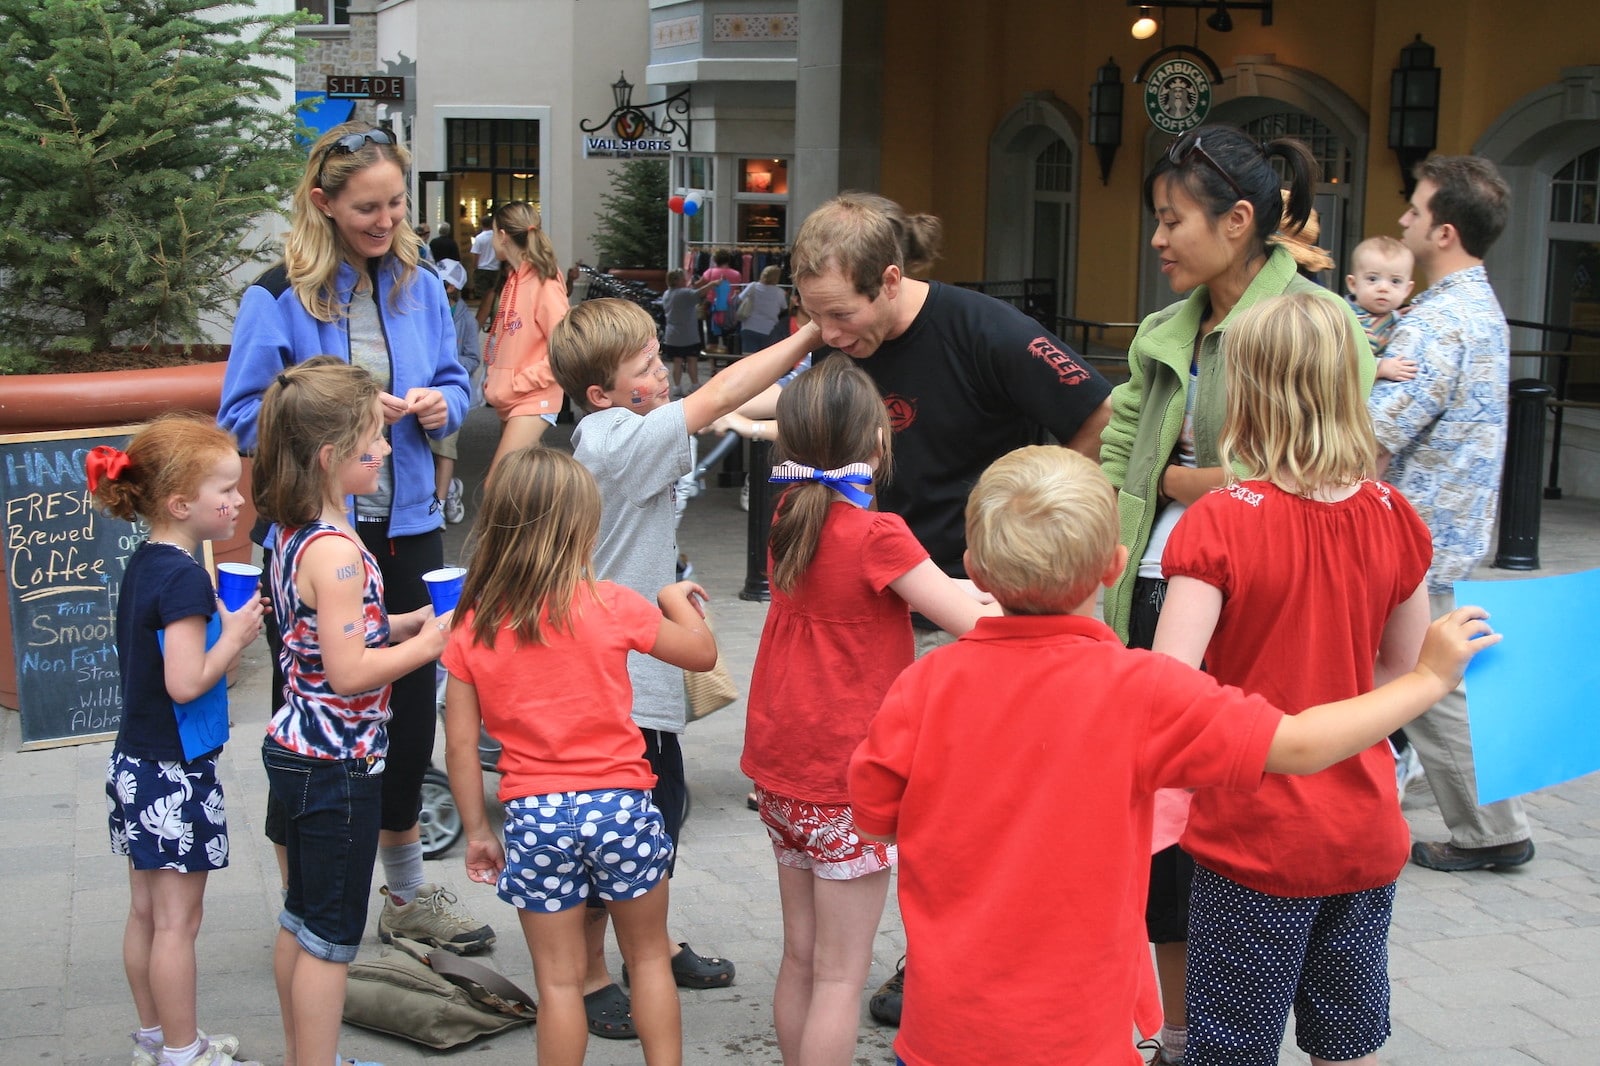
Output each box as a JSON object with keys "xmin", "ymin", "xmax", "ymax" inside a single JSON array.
[{"xmin": 1369, "ymin": 155, "xmax": 1533, "ymax": 872}]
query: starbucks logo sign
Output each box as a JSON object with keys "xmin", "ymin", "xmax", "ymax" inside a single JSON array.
[{"xmin": 1144, "ymin": 58, "xmax": 1212, "ymax": 135}]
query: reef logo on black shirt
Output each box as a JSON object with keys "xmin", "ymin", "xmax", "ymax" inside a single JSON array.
[
  {"xmin": 882, "ymin": 393, "xmax": 917, "ymax": 432},
  {"xmin": 1027, "ymin": 337, "xmax": 1090, "ymax": 386}
]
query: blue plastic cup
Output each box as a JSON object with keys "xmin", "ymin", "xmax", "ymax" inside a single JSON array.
[
  {"xmin": 422, "ymin": 566, "xmax": 467, "ymax": 615},
  {"xmin": 216, "ymin": 562, "xmax": 263, "ymax": 611}
]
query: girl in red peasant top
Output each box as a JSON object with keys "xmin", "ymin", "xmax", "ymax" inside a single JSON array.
[
  {"xmin": 1152, "ymin": 294, "xmax": 1434, "ymax": 1066},
  {"xmin": 741, "ymin": 355, "xmax": 997, "ymax": 1066}
]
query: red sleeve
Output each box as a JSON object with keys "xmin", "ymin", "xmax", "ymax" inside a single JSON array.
[
  {"xmin": 1135, "ymin": 651, "xmax": 1282, "ymax": 794},
  {"xmin": 441, "ymin": 613, "xmax": 475, "ymax": 684},
  {"xmin": 859, "ymin": 511, "xmax": 932, "ymax": 593},
  {"xmin": 1161, "ymin": 490, "xmax": 1236, "ymax": 596},
  {"xmin": 848, "ymin": 672, "xmax": 921, "ymax": 838},
  {"xmin": 599, "ymin": 582, "xmax": 666, "ymax": 654},
  {"xmin": 1387, "ymin": 484, "xmax": 1433, "ymax": 593}
]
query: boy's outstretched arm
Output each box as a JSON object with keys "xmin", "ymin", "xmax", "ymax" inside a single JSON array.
[
  {"xmin": 1266, "ymin": 606, "xmax": 1500, "ymax": 775},
  {"xmin": 681, "ymin": 320, "xmax": 821, "ymax": 434}
]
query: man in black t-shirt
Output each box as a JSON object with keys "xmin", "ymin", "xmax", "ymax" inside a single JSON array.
[
  {"xmin": 791, "ymin": 193, "xmax": 1113, "ymax": 1027},
  {"xmin": 792, "ymin": 194, "xmax": 1112, "ymax": 578}
]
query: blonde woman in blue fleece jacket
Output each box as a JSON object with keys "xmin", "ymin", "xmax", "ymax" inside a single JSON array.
[
  {"xmin": 220, "ymin": 124, "xmax": 491, "ymax": 1010},
  {"xmin": 1098, "ymin": 125, "xmax": 1372, "ymax": 1066}
]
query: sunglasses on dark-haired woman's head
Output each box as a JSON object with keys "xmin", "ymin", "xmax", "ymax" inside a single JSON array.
[
  {"xmin": 314, "ymin": 128, "xmax": 395, "ymax": 189},
  {"xmin": 1167, "ymin": 134, "xmax": 1246, "ymax": 202}
]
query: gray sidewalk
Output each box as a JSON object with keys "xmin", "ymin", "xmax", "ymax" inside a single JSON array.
[{"xmin": 3, "ymin": 405, "xmax": 1598, "ymax": 1064}]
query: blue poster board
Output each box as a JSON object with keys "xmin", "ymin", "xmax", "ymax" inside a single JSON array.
[{"xmin": 1457, "ymin": 568, "xmax": 1600, "ymax": 804}]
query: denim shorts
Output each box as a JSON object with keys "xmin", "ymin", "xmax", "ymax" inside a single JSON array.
[
  {"xmin": 106, "ymin": 751, "xmax": 229, "ymax": 873},
  {"xmin": 262, "ymin": 737, "xmax": 384, "ymax": 963},
  {"xmin": 757, "ymin": 787, "xmax": 896, "ymax": 880},
  {"xmin": 1186, "ymin": 865, "xmax": 1395, "ymax": 1064},
  {"xmin": 499, "ymin": 789, "xmax": 673, "ymax": 913}
]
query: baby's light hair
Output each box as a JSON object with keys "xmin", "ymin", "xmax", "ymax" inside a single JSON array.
[
  {"xmin": 253, "ymin": 357, "xmax": 382, "ymax": 527},
  {"xmin": 88, "ymin": 414, "xmax": 239, "ymax": 524},
  {"xmin": 965, "ymin": 447, "xmax": 1118, "ymax": 615},
  {"xmin": 455, "ymin": 447, "xmax": 600, "ymax": 649},
  {"xmin": 1219, "ymin": 292, "xmax": 1378, "ymax": 497},
  {"xmin": 548, "ymin": 298, "xmax": 659, "ymax": 412},
  {"xmin": 1348, "ymin": 235, "xmax": 1411, "ymax": 273}
]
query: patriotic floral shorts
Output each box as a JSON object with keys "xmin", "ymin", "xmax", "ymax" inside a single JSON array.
[{"xmin": 756, "ymin": 787, "xmax": 896, "ymax": 880}]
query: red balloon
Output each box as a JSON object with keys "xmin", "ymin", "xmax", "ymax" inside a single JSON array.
[{"xmin": 668, "ymin": 195, "xmax": 686, "ymax": 214}]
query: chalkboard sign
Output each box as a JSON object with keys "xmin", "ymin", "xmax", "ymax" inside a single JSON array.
[{"xmin": 1, "ymin": 426, "xmax": 166, "ymax": 749}]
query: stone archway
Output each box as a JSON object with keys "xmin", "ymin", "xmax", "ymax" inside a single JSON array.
[{"xmin": 986, "ymin": 92, "xmax": 1083, "ymax": 317}]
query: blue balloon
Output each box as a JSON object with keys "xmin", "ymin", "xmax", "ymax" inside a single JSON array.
[{"xmin": 682, "ymin": 198, "xmax": 700, "ymax": 216}]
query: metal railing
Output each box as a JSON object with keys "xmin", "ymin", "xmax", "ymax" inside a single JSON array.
[{"xmin": 1506, "ymin": 318, "xmax": 1600, "ymax": 499}]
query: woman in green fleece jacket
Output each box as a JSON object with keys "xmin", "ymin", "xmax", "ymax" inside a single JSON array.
[{"xmin": 1097, "ymin": 124, "xmax": 1373, "ymax": 1066}]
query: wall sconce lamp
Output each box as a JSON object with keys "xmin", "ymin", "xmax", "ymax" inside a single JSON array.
[
  {"xmin": 1127, "ymin": 0, "xmax": 1271, "ymax": 39},
  {"xmin": 1387, "ymin": 35, "xmax": 1440, "ymax": 198},
  {"xmin": 1088, "ymin": 59, "xmax": 1124, "ymax": 185}
]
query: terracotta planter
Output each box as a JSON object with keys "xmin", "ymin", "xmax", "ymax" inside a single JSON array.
[{"xmin": 0, "ymin": 359, "xmax": 257, "ymax": 709}]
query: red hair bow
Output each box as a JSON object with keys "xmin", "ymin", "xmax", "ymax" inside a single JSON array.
[{"xmin": 85, "ymin": 445, "xmax": 132, "ymax": 492}]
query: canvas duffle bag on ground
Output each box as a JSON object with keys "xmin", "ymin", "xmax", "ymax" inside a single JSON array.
[{"xmin": 342, "ymin": 935, "xmax": 537, "ymax": 1048}]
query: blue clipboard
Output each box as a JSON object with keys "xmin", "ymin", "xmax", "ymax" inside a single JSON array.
[{"xmin": 157, "ymin": 614, "xmax": 230, "ymax": 762}]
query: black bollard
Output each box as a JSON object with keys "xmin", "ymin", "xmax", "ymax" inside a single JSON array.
[
  {"xmin": 1493, "ymin": 378, "xmax": 1554, "ymax": 570},
  {"xmin": 739, "ymin": 438, "xmax": 774, "ymax": 601}
]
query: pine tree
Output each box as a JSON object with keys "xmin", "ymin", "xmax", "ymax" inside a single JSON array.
[
  {"xmin": 592, "ymin": 158, "xmax": 668, "ymax": 269},
  {"xmin": 0, "ymin": 0, "xmax": 307, "ymax": 368}
]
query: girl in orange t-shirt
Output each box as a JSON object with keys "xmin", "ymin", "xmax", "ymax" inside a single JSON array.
[
  {"xmin": 483, "ymin": 201, "xmax": 568, "ymax": 474},
  {"xmin": 441, "ymin": 447, "xmax": 715, "ymax": 1066}
]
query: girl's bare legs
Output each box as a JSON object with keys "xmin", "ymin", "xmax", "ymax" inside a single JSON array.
[
  {"xmin": 773, "ymin": 864, "xmax": 890, "ymax": 1066},
  {"xmin": 280, "ymin": 941, "xmax": 351, "ymax": 1066},
  {"xmin": 488, "ymin": 414, "xmax": 550, "ymax": 480},
  {"xmin": 519, "ymin": 906, "xmax": 593, "ymax": 1066},
  {"xmin": 609, "ymin": 883, "xmax": 682, "ymax": 1066},
  {"xmin": 686, "ymin": 355, "xmax": 700, "ymax": 389},
  {"xmin": 125, "ymin": 867, "xmax": 207, "ymax": 1048}
]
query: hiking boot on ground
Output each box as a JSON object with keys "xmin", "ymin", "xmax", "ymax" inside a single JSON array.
[
  {"xmin": 378, "ymin": 883, "xmax": 496, "ymax": 954},
  {"xmin": 868, "ymin": 956, "xmax": 905, "ymax": 1026}
]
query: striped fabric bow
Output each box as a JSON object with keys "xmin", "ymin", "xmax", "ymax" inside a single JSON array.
[{"xmin": 768, "ymin": 460, "xmax": 874, "ymax": 508}]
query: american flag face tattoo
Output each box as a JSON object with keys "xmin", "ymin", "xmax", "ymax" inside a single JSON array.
[{"xmin": 360, "ymin": 453, "xmax": 383, "ymax": 470}]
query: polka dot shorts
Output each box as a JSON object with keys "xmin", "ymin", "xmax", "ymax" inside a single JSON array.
[
  {"xmin": 497, "ymin": 789, "xmax": 674, "ymax": 912},
  {"xmin": 1185, "ymin": 864, "xmax": 1395, "ymax": 1065}
]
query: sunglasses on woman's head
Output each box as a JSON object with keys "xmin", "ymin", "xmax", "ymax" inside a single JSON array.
[
  {"xmin": 314, "ymin": 128, "xmax": 395, "ymax": 189},
  {"xmin": 1167, "ymin": 134, "xmax": 1246, "ymax": 202}
]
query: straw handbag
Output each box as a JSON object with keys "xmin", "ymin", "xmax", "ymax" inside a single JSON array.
[{"xmin": 684, "ymin": 611, "xmax": 739, "ymax": 721}]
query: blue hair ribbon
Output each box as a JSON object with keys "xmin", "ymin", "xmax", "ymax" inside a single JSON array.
[{"xmin": 769, "ymin": 460, "xmax": 874, "ymax": 508}]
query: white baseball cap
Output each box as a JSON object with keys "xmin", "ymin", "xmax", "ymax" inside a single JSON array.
[{"xmin": 437, "ymin": 258, "xmax": 468, "ymax": 291}]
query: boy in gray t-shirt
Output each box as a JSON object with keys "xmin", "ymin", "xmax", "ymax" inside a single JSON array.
[{"xmin": 549, "ymin": 297, "xmax": 822, "ymax": 1029}]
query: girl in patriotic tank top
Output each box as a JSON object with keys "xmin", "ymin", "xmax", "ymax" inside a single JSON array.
[
  {"xmin": 740, "ymin": 355, "xmax": 998, "ymax": 1066},
  {"xmin": 252, "ymin": 357, "xmax": 450, "ymax": 1066},
  {"xmin": 1152, "ymin": 294, "xmax": 1435, "ymax": 1066}
]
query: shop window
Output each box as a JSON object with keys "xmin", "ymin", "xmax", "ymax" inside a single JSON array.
[
  {"xmin": 738, "ymin": 204, "xmax": 787, "ymax": 244},
  {"xmin": 1550, "ymin": 146, "xmax": 1600, "ymax": 225},
  {"xmin": 447, "ymin": 119, "xmax": 541, "ymax": 230},
  {"xmin": 1242, "ymin": 112, "xmax": 1351, "ymax": 185},
  {"xmin": 739, "ymin": 158, "xmax": 789, "ymax": 195},
  {"xmin": 297, "ymin": 0, "xmax": 349, "ymax": 27}
]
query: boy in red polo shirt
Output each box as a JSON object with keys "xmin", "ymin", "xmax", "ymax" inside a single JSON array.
[{"xmin": 846, "ymin": 447, "xmax": 1498, "ymax": 1066}]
